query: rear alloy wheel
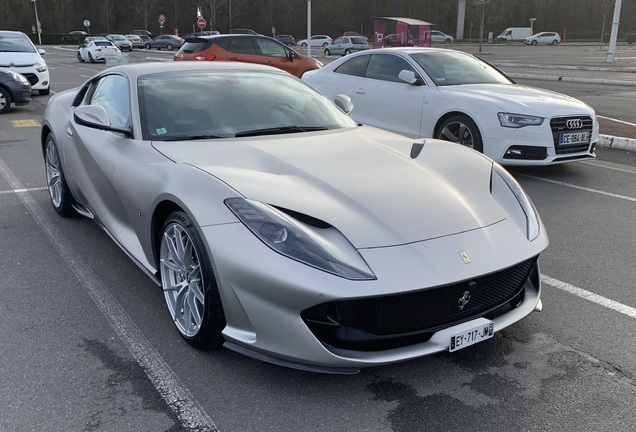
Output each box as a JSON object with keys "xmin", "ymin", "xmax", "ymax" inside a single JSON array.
[
  {"xmin": 436, "ymin": 115, "xmax": 483, "ymax": 153},
  {"xmin": 160, "ymin": 211, "xmax": 225, "ymax": 349},
  {"xmin": 551, "ymin": 40, "xmax": 559, "ymax": 45},
  {"xmin": 0, "ymin": 86, "xmax": 12, "ymax": 115},
  {"xmin": 44, "ymin": 134, "xmax": 75, "ymax": 216},
  {"xmin": 167, "ymin": 43, "xmax": 174, "ymax": 50}
]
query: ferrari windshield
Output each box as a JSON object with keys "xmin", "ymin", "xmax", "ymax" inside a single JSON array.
[
  {"xmin": 409, "ymin": 51, "xmax": 512, "ymax": 86},
  {"xmin": 138, "ymin": 70, "xmax": 357, "ymax": 141}
]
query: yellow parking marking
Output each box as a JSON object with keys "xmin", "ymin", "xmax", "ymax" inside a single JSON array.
[{"xmin": 11, "ymin": 119, "xmax": 41, "ymax": 128}]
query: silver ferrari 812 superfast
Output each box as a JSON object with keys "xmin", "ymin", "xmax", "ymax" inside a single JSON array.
[{"xmin": 41, "ymin": 62, "xmax": 548, "ymax": 373}]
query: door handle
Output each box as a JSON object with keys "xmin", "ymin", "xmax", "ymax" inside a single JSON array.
[{"xmin": 355, "ymin": 88, "xmax": 366, "ymax": 94}]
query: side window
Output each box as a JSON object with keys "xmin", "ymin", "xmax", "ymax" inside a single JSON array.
[
  {"xmin": 90, "ymin": 75, "xmax": 130, "ymax": 129},
  {"xmin": 254, "ymin": 38, "xmax": 287, "ymax": 58},
  {"xmin": 334, "ymin": 55, "xmax": 370, "ymax": 77},
  {"xmin": 333, "ymin": 37, "xmax": 343, "ymax": 44},
  {"xmin": 227, "ymin": 37, "xmax": 256, "ymax": 55},
  {"xmin": 365, "ymin": 54, "xmax": 415, "ymax": 83}
]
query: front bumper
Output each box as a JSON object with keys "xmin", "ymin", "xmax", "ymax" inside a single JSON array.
[
  {"xmin": 6, "ymin": 66, "xmax": 49, "ymax": 91},
  {"xmin": 6, "ymin": 79, "xmax": 32, "ymax": 105},
  {"xmin": 201, "ymin": 214, "xmax": 548, "ymax": 373}
]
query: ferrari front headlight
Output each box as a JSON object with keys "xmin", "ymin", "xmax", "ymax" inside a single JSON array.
[
  {"xmin": 490, "ymin": 163, "xmax": 540, "ymax": 241},
  {"xmin": 498, "ymin": 113, "xmax": 544, "ymax": 128},
  {"xmin": 226, "ymin": 198, "xmax": 375, "ymax": 280}
]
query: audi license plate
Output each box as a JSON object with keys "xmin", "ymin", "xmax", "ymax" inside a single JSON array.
[
  {"xmin": 559, "ymin": 131, "xmax": 589, "ymax": 145},
  {"xmin": 449, "ymin": 321, "xmax": 494, "ymax": 352}
]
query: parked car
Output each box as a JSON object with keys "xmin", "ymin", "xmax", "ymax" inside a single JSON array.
[
  {"xmin": 82, "ymin": 36, "xmax": 108, "ymax": 45},
  {"xmin": 0, "ymin": 67, "xmax": 31, "ymax": 114},
  {"xmin": 130, "ymin": 29, "xmax": 151, "ymax": 36},
  {"xmin": 174, "ymin": 34, "xmax": 322, "ymax": 78},
  {"xmin": 496, "ymin": 27, "xmax": 533, "ymax": 41},
  {"xmin": 40, "ymin": 61, "xmax": 548, "ymax": 372},
  {"xmin": 144, "ymin": 35, "xmax": 184, "ymax": 50},
  {"xmin": 0, "ymin": 30, "xmax": 50, "ymax": 95},
  {"xmin": 296, "ymin": 35, "xmax": 332, "ymax": 48},
  {"xmin": 105, "ymin": 34, "xmax": 132, "ymax": 52},
  {"xmin": 524, "ymin": 32, "xmax": 561, "ymax": 45},
  {"xmin": 383, "ymin": 33, "xmax": 414, "ymax": 46},
  {"xmin": 302, "ymin": 47, "xmax": 599, "ymax": 166},
  {"xmin": 125, "ymin": 34, "xmax": 145, "ymax": 49},
  {"xmin": 323, "ymin": 36, "xmax": 368, "ymax": 56},
  {"xmin": 431, "ymin": 30, "xmax": 454, "ymax": 43},
  {"xmin": 68, "ymin": 30, "xmax": 88, "ymax": 36},
  {"xmin": 77, "ymin": 40, "xmax": 121, "ymax": 63},
  {"xmin": 274, "ymin": 34, "xmax": 295, "ymax": 46},
  {"xmin": 343, "ymin": 31, "xmax": 368, "ymax": 40}
]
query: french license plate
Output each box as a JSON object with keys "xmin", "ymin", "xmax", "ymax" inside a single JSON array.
[
  {"xmin": 559, "ymin": 131, "xmax": 589, "ymax": 145},
  {"xmin": 449, "ymin": 322, "xmax": 494, "ymax": 352}
]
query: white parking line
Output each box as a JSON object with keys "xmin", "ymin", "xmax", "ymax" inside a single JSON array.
[
  {"xmin": 518, "ymin": 173, "xmax": 636, "ymax": 202},
  {"xmin": 0, "ymin": 186, "xmax": 47, "ymax": 195},
  {"xmin": 598, "ymin": 115, "xmax": 636, "ymax": 127},
  {"xmin": 542, "ymin": 275, "xmax": 636, "ymax": 319},
  {"xmin": 581, "ymin": 160, "xmax": 636, "ymax": 174},
  {"xmin": 0, "ymin": 157, "xmax": 218, "ymax": 431}
]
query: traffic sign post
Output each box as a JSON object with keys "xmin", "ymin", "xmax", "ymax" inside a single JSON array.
[
  {"xmin": 158, "ymin": 14, "xmax": 166, "ymax": 34},
  {"xmin": 197, "ymin": 18, "xmax": 206, "ymax": 29},
  {"xmin": 84, "ymin": 19, "xmax": 91, "ymax": 36}
]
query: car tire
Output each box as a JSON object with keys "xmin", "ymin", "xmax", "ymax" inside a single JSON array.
[
  {"xmin": 344, "ymin": 49, "xmax": 351, "ymax": 55},
  {"xmin": 445, "ymin": 38, "xmax": 452, "ymax": 42},
  {"xmin": 322, "ymin": 42, "xmax": 329, "ymax": 47},
  {"xmin": 39, "ymin": 88, "xmax": 50, "ymax": 96},
  {"xmin": 88, "ymin": 52, "xmax": 95, "ymax": 63},
  {"xmin": 531, "ymin": 40, "xmax": 537, "ymax": 45},
  {"xmin": 551, "ymin": 40, "xmax": 559, "ymax": 45},
  {"xmin": 436, "ymin": 114, "xmax": 484, "ymax": 153},
  {"xmin": 0, "ymin": 86, "xmax": 12, "ymax": 115},
  {"xmin": 129, "ymin": 47, "xmax": 133, "ymax": 52},
  {"xmin": 145, "ymin": 43, "xmax": 151, "ymax": 50},
  {"xmin": 77, "ymin": 52, "xmax": 84, "ymax": 62},
  {"xmin": 44, "ymin": 134, "xmax": 75, "ymax": 217},
  {"xmin": 160, "ymin": 211, "xmax": 226, "ymax": 349},
  {"xmin": 324, "ymin": 48, "xmax": 330, "ymax": 56},
  {"xmin": 301, "ymin": 42, "xmax": 307, "ymax": 47},
  {"xmin": 167, "ymin": 43, "xmax": 173, "ymax": 50}
]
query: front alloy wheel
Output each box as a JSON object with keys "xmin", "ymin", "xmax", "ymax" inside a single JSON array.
[
  {"xmin": 44, "ymin": 134, "xmax": 75, "ymax": 216},
  {"xmin": 436, "ymin": 115, "xmax": 484, "ymax": 153},
  {"xmin": 160, "ymin": 211, "xmax": 225, "ymax": 348}
]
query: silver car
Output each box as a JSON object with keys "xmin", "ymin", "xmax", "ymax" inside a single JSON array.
[
  {"xmin": 41, "ymin": 62, "xmax": 548, "ymax": 373},
  {"xmin": 106, "ymin": 34, "xmax": 133, "ymax": 51}
]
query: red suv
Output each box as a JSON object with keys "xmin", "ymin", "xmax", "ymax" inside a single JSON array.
[{"xmin": 174, "ymin": 34, "xmax": 322, "ymax": 78}]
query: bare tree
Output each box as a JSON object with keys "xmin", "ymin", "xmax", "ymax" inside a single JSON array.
[{"xmin": 132, "ymin": 0, "xmax": 160, "ymax": 31}]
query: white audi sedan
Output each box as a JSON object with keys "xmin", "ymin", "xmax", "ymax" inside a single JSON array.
[{"xmin": 303, "ymin": 47, "xmax": 599, "ymax": 165}]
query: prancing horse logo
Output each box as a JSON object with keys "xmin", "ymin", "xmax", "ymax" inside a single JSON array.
[{"xmin": 458, "ymin": 291, "xmax": 471, "ymax": 310}]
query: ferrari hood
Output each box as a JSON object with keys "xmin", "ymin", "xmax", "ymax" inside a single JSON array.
[
  {"xmin": 438, "ymin": 83, "xmax": 595, "ymax": 117},
  {"xmin": 153, "ymin": 127, "xmax": 505, "ymax": 248}
]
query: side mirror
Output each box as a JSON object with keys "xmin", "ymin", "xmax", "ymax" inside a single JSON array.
[
  {"xmin": 334, "ymin": 94, "xmax": 354, "ymax": 115},
  {"xmin": 287, "ymin": 50, "xmax": 297, "ymax": 62},
  {"xmin": 73, "ymin": 105, "xmax": 132, "ymax": 137},
  {"xmin": 38, "ymin": 48, "xmax": 46, "ymax": 55},
  {"xmin": 398, "ymin": 70, "xmax": 423, "ymax": 86}
]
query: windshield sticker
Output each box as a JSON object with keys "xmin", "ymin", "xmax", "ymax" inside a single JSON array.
[{"xmin": 156, "ymin": 127, "xmax": 167, "ymax": 135}]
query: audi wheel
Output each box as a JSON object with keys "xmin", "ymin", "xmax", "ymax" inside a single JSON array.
[{"xmin": 436, "ymin": 115, "xmax": 483, "ymax": 153}]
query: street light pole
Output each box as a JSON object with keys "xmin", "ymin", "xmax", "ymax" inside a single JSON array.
[
  {"xmin": 478, "ymin": 0, "xmax": 485, "ymax": 53},
  {"xmin": 31, "ymin": 0, "xmax": 41, "ymax": 45}
]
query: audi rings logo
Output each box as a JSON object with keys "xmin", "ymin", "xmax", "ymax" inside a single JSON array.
[{"xmin": 566, "ymin": 119, "xmax": 583, "ymax": 129}]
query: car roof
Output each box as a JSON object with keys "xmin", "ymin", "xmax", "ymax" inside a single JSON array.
[{"xmin": 103, "ymin": 59, "xmax": 291, "ymax": 78}]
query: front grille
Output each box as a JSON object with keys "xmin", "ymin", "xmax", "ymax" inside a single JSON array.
[
  {"xmin": 21, "ymin": 73, "xmax": 39, "ymax": 86},
  {"xmin": 302, "ymin": 257, "xmax": 538, "ymax": 351},
  {"xmin": 550, "ymin": 116, "xmax": 593, "ymax": 155}
]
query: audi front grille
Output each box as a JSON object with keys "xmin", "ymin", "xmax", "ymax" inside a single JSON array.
[
  {"xmin": 301, "ymin": 256, "xmax": 539, "ymax": 351},
  {"xmin": 550, "ymin": 116, "xmax": 593, "ymax": 155}
]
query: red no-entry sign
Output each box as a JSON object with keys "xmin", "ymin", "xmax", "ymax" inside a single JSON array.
[{"xmin": 197, "ymin": 18, "xmax": 206, "ymax": 29}]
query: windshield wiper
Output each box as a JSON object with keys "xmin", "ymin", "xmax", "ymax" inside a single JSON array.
[
  {"xmin": 235, "ymin": 126, "xmax": 328, "ymax": 137},
  {"xmin": 161, "ymin": 134, "xmax": 225, "ymax": 141}
]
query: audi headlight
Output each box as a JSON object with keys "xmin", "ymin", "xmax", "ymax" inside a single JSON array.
[
  {"xmin": 7, "ymin": 70, "xmax": 29, "ymax": 85},
  {"xmin": 226, "ymin": 198, "xmax": 375, "ymax": 280},
  {"xmin": 498, "ymin": 113, "xmax": 544, "ymax": 128},
  {"xmin": 490, "ymin": 163, "xmax": 540, "ymax": 241},
  {"xmin": 35, "ymin": 58, "xmax": 47, "ymax": 73}
]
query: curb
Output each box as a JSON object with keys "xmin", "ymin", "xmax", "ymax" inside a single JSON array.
[{"xmin": 598, "ymin": 134, "xmax": 636, "ymax": 151}]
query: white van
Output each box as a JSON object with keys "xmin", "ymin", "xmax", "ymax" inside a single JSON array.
[{"xmin": 495, "ymin": 27, "xmax": 532, "ymax": 41}]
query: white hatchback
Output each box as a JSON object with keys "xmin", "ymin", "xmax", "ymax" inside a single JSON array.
[
  {"xmin": 524, "ymin": 32, "xmax": 561, "ymax": 45},
  {"xmin": 0, "ymin": 30, "xmax": 50, "ymax": 95}
]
